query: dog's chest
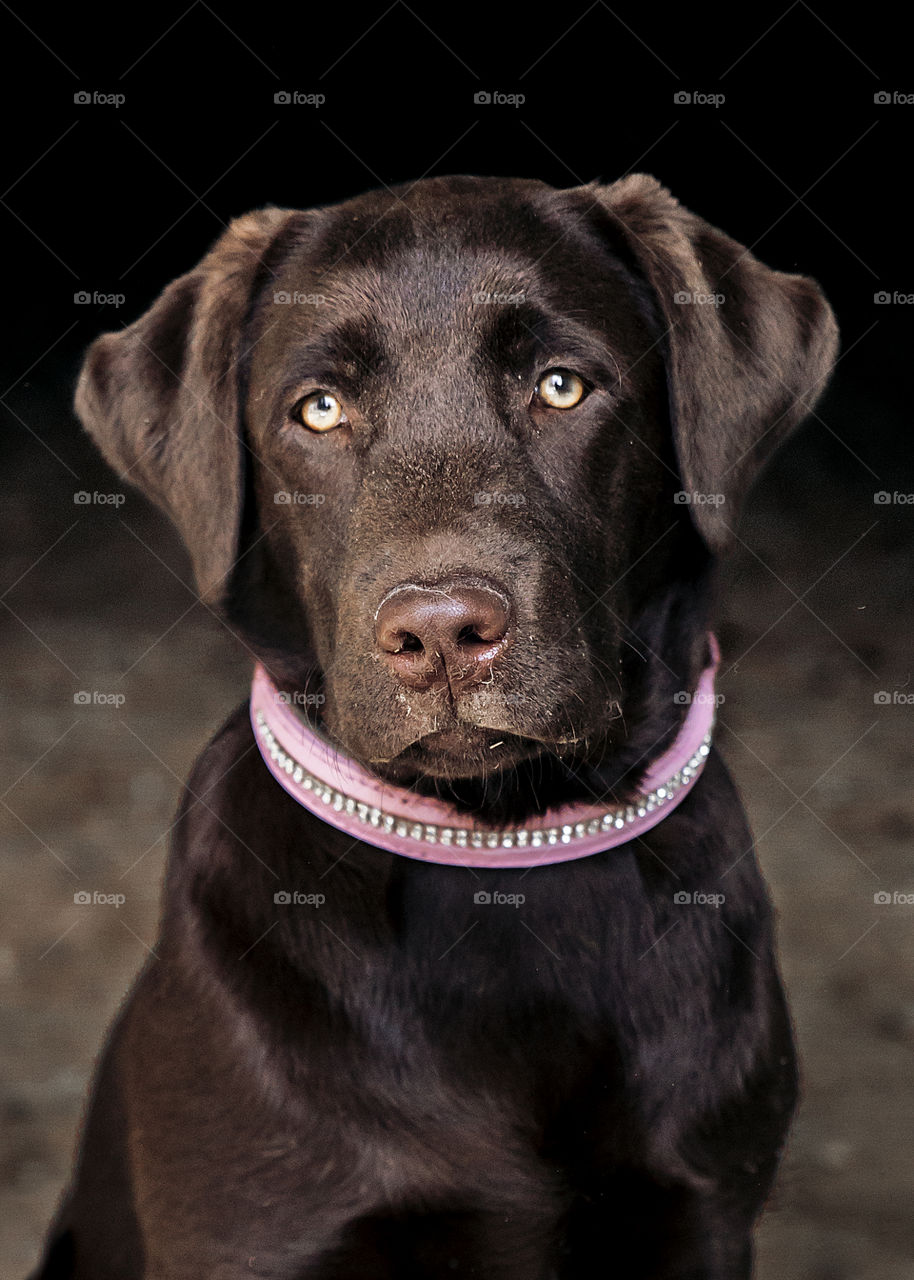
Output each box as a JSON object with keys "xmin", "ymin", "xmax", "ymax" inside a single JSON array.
[{"xmin": 383, "ymin": 859, "xmax": 649, "ymax": 1091}]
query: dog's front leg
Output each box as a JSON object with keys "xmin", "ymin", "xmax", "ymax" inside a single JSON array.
[{"xmin": 646, "ymin": 1183, "xmax": 757, "ymax": 1280}]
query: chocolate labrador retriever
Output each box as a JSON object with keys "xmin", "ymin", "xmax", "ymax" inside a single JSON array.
[{"xmin": 36, "ymin": 174, "xmax": 837, "ymax": 1279}]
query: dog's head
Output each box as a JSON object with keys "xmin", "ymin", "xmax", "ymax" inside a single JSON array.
[{"xmin": 75, "ymin": 175, "xmax": 837, "ymax": 816}]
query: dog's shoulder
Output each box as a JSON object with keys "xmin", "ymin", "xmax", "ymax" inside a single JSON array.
[{"xmin": 166, "ymin": 700, "xmax": 261, "ymax": 872}]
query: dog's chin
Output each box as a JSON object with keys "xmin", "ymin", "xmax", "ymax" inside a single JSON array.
[
  {"xmin": 323, "ymin": 708, "xmax": 623, "ymax": 823},
  {"xmin": 375, "ymin": 725, "xmax": 548, "ymax": 783},
  {"xmin": 363, "ymin": 726, "xmax": 626, "ymax": 825}
]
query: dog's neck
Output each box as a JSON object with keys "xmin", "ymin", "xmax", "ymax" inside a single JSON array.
[{"xmin": 249, "ymin": 635, "xmax": 719, "ymax": 869}]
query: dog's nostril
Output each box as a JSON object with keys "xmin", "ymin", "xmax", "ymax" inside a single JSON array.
[{"xmin": 374, "ymin": 579, "xmax": 514, "ymax": 691}]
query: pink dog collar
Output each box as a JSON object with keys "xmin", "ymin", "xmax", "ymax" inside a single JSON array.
[{"xmin": 250, "ymin": 638, "xmax": 719, "ymax": 869}]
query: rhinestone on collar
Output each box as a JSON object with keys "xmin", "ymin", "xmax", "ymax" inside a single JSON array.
[
  {"xmin": 254, "ymin": 707, "xmax": 711, "ymax": 853},
  {"xmin": 248, "ymin": 640, "xmax": 719, "ymax": 869}
]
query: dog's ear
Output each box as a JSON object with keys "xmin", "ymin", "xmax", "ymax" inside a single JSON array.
[
  {"xmin": 592, "ymin": 175, "xmax": 839, "ymax": 552},
  {"xmin": 74, "ymin": 208, "xmax": 303, "ymax": 601}
]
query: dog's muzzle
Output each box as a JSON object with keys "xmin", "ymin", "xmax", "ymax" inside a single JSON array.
[{"xmin": 249, "ymin": 636, "xmax": 720, "ymax": 869}]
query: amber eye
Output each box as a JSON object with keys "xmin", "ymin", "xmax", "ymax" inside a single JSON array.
[
  {"xmin": 535, "ymin": 369, "xmax": 586, "ymax": 409},
  {"xmin": 295, "ymin": 391, "xmax": 345, "ymax": 432}
]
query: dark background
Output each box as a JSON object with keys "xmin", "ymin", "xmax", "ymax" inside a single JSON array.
[{"xmin": 2, "ymin": 4, "xmax": 912, "ymax": 1276}]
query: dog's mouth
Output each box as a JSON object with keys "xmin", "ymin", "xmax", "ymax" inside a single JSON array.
[
  {"xmin": 288, "ymin": 668, "xmax": 626, "ymax": 821},
  {"xmin": 395, "ymin": 723, "xmax": 546, "ymax": 771},
  {"xmin": 364, "ymin": 716, "xmax": 603, "ymax": 791},
  {"xmin": 366, "ymin": 722, "xmax": 623, "ymax": 822},
  {"xmin": 305, "ymin": 662, "xmax": 618, "ymax": 785}
]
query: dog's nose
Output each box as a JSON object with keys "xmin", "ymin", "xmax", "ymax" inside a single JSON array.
[{"xmin": 375, "ymin": 579, "xmax": 513, "ymax": 692}]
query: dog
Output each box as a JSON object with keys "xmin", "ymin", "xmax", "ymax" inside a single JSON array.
[{"xmin": 36, "ymin": 174, "xmax": 837, "ymax": 1279}]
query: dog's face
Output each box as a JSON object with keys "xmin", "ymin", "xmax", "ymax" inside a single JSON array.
[
  {"xmin": 243, "ymin": 180, "xmax": 677, "ymax": 780},
  {"xmin": 76, "ymin": 176, "xmax": 837, "ymax": 805}
]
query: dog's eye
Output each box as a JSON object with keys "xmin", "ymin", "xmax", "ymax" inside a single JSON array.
[
  {"xmin": 535, "ymin": 369, "xmax": 586, "ymax": 410},
  {"xmin": 295, "ymin": 392, "xmax": 346, "ymax": 432}
]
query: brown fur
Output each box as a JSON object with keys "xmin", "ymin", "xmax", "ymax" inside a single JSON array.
[{"xmin": 37, "ymin": 174, "xmax": 837, "ymax": 1279}]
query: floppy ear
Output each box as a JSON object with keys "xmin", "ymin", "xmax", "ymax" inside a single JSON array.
[
  {"xmin": 594, "ymin": 174, "xmax": 839, "ymax": 552},
  {"xmin": 74, "ymin": 207, "xmax": 303, "ymax": 601}
]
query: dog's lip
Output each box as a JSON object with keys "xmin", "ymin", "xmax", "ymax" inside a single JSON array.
[
  {"xmin": 383, "ymin": 724, "xmax": 553, "ymax": 767},
  {"xmin": 416, "ymin": 725, "xmax": 512, "ymax": 752},
  {"xmin": 362, "ymin": 714, "xmax": 605, "ymax": 766},
  {"xmin": 321, "ymin": 698, "xmax": 608, "ymax": 769}
]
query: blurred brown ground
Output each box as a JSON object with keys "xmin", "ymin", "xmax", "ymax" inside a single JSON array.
[{"xmin": 2, "ymin": 387, "xmax": 912, "ymax": 1278}]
